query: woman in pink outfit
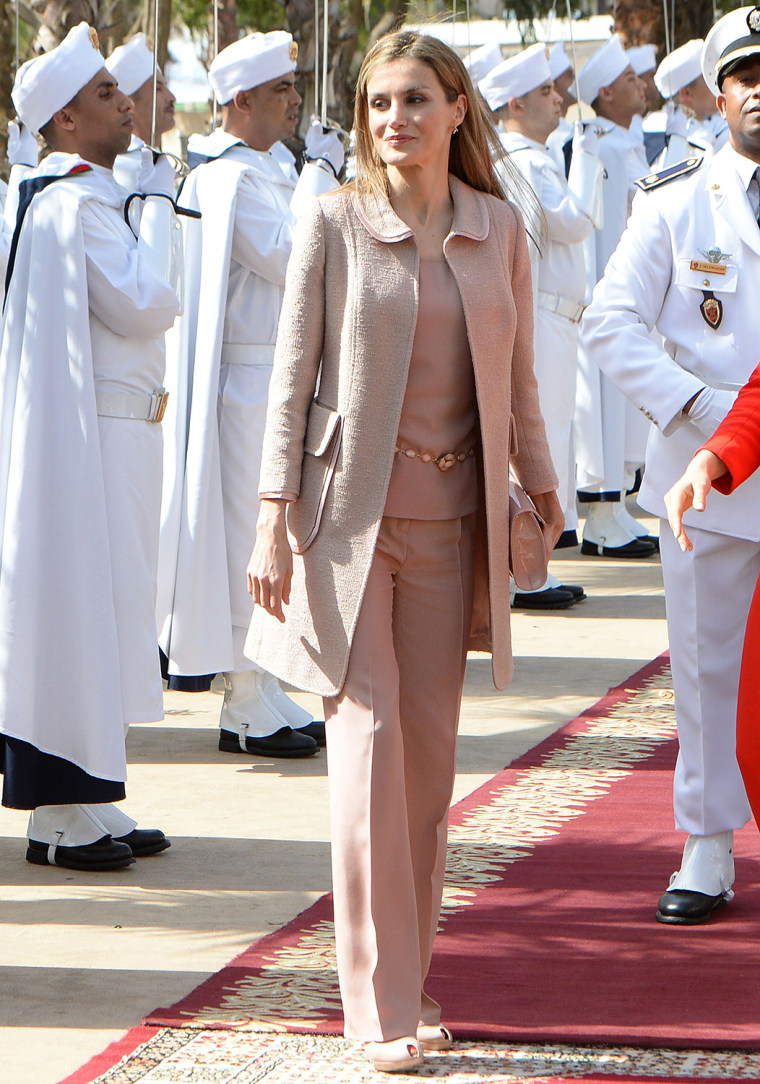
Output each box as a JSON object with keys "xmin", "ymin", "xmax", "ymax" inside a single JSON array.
[{"xmin": 247, "ymin": 30, "xmax": 561, "ymax": 1073}]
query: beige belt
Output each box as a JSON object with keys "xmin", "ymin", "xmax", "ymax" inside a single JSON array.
[
  {"xmin": 95, "ymin": 387, "xmax": 168, "ymax": 423},
  {"xmin": 220, "ymin": 343, "xmax": 275, "ymax": 366},
  {"xmin": 537, "ymin": 291, "xmax": 585, "ymax": 324}
]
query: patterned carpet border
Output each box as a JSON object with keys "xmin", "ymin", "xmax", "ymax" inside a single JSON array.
[{"xmin": 60, "ymin": 1027, "xmax": 760, "ymax": 1084}]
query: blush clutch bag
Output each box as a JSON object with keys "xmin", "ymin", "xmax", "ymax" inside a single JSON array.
[{"xmin": 509, "ymin": 479, "xmax": 548, "ymax": 592}]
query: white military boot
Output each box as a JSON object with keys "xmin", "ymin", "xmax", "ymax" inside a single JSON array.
[
  {"xmin": 656, "ymin": 831, "xmax": 735, "ymax": 925},
  {"xmin": 258, "ymin": 672, "xmax": 326, "ymax": 746},
  {"xmin": 614, "ymin": 501, "xmax": 659, "ymax": 550},
  {"xmin": 218, "ymin": 670, "xmax": 318, "ymax": 759},
  {"xmin": 581, "ymin": 501, "xmax": 656, "ymax": 558}
]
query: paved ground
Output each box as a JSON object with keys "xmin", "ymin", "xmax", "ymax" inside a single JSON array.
[{"xmin": 0, "ymin": 508, "xmax": 668, "ymax": 1084}]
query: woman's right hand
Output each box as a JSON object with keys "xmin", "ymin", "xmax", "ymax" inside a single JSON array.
[
  {"xmin": 247, "ymin": 499, "xmax": 293, "ymax": 622},
  {"xmin": 664, "ymin": 449, "xmax": 728, "ymax": 552}
]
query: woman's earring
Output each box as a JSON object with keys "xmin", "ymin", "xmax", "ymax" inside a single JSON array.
[{"xmin": 452, "ymin": 126, "xmax": 459, "ymax": 135}]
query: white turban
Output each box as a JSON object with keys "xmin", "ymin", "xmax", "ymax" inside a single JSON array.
[
  {"xmin": 478, "ymin": 43, "xmax": 551, "ymax": 112},
  {"xmin": 576, "ymin": 35, "xmax": 629, "ymax": 106},
  {"xmin": 464, "ymin": 42, "xmax": 503, "ymax": 87},
  {"xmin": 654, "ymin": 39, "xmax": 704, "ymax": 98},
  {"xmin": 12, "ymin": 22, "xmax": 105, "ymax": 134},
  {"xmin": 626, "ymin": 44, "xmax": 657, "ymax": 76},
  {"xmin": 106, "ymin": 33, "xmax": 155, "ymax": 97},
  {"xmin": 548, "ymin": 42, "xmax": 572, "ymax": 81},
  {"xmin": 209, "ymin": 31, "xmax": 297, "ymax": 105}
]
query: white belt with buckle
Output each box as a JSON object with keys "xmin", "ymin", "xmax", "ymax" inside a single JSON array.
[
  {"xmin": 220, "ymin": 343, "xmax": 275, "ymax": 366},
  {"xmin": 537, "ymin": 291, "xmax": 585, "ymax": 324},
  {"xmin": 95, "ymin": 387, "xmax": 169, "ymax": 423}
]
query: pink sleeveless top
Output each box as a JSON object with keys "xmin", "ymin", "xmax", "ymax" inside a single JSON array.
[{"xmin": 384, "ymin": 257, "xmax": 479, "ymax": 520}]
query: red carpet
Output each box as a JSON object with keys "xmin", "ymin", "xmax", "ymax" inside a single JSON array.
[{"xmin": 144, "ymin": 654, "xmax": 760, "ymax": 1051}]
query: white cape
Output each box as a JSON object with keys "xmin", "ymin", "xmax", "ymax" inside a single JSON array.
[
  {"xmin": 0, "ymin": 157, "xmax": 128, "ymax": 783},
  {"xmin": 157, "ymin": 136, "xmax": 254, "ymax": 676}
]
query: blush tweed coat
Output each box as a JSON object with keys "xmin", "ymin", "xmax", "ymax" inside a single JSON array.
[{"xmin": 245, "ymin": 176, "xmax": 557, "ymax": 697}]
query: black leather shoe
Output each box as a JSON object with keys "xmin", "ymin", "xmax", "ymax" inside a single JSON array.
[
  {"xmin": 219, "ymin": 725, "xmax": 319, "ymax": 758},
  {"xmin": 636, "ymin": 534, "xmax": 660, "ymax": 552},
  {"xmin": 558, "ymin": 583, "xmax": 587, "ymax": 602},
  {"xmin": 296, "ymin": 720, "xmax": 326, "ymax": 747},
  {"xmin": 554, "ymin": 529, "xmax": 579, "ymax": 550},
  {"xmin": 656, "ymin": 888, "xmax": 728, "ymax": 925},
  {"xmin": 26, "ymin": 835, "xmax": 135, "ymax": 871},
  {"xmin": 581, "ymin": 538, "xmax": 656, "ymax": 558},
  {"xmin": 114, "ymin": 828, "xmax": 171, "ymax": 856},
  {"xmin": 512, "ymin": 587, "xmax": 576, "ymax": 610}
]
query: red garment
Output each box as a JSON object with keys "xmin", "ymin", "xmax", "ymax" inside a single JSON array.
[{"xmin": 701, "ymin": 361, "xmax": 760, "ymax": 827}]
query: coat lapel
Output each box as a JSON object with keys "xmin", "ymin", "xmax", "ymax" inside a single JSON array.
[{"xmin": 709, "ymin": 150, "xmax": 760, "ymax": 259}]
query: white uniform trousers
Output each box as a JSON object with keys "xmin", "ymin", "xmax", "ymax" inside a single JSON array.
[
  {"xmin": 218, "ymin": 355, "xmax": 272, "ymax": 668},
  {"xmin": 324, "ymin": 514, "xmax": 476, "ymax": 1042},
  {"xmin": 659, "ymin": 522, "xmax": 757, "ymax": 835},
  {"xmin": 534, "ymin": 308, "xmax": 578, "ymax": 516}
]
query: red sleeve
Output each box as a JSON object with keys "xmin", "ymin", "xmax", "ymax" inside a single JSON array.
[{"xmin": 700, "ymin": 361, "xmax": 760, "ymax": 494}]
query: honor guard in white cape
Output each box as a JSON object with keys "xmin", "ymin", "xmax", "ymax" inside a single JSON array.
[
  {"xmin": 0, "ymin": 23, "xmax": 181, "ymax": 869},
  {"xmin": 481, "ymin": 44, "xmax": 603, "ymax": 608},
  {"xmin": 106, "ymin": 33, "xmax": 177, "ymax": 192},
  {"xmin": 573, "ymin": 35, "xmax": 657, "ymax": 557},
  {"xmin": 649, "ymin": 40, "xmax": 727, "ymax": 168},
  {"xmin": 582, "ymin": 6, "xmax": 760, "ymax": 923},
  {"xmin": 157, "ymin": 31, "xmax": 343, "ymax": 758}
]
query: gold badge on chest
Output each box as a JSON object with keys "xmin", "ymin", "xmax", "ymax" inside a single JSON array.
[{"xmin": 700, "ymin": 291, "xmax": 723, "ymax": 330}]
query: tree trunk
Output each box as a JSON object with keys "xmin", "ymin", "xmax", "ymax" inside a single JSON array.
[
  {"xmin": 285, "ymin": 0, "xmax": 407, "ymax": 136},
  {"xmin": 0, "ymin": 2, "xmax": 15, "ymax": 172},
  {"xmin": 612, "ymin": 0, "xmax": 715, "ymax": 57}
]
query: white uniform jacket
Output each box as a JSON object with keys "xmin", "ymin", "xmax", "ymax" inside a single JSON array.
[
  {"xmin": 582, "ymin": 143, "xmax": 760, "ymax": 539},
  {"xmin": 500, "ymin": 132, "xmax": 594, "ymax": 303}
]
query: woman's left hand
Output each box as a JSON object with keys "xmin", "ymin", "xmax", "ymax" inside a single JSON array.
[{"xmin": 530, "ymin": 490, "xmax": 565, "ymax": 561}]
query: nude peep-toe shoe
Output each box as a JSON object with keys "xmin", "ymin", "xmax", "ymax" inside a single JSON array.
[
  {"xmin": 417, "ymin": 1024, "xmax": 453, "ymax": 1051},
  {"xmin": 365, "ymin": 1037, "xmax": 424, "ymax": 1072}
]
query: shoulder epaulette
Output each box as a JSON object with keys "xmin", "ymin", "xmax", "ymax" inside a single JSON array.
[{"xmin": 635, "ymin": 156, "xmax": 703, "ymax": 192}]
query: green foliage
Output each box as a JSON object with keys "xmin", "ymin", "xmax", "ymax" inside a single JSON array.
[{"xmin": 174, "ymin": 0, "xmax": 286, "ymax": 35}]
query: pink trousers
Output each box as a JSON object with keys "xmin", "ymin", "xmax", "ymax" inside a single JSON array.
[{"xmin": 324, "ymin": 514, "xmax": 476, "ymax": 1041}]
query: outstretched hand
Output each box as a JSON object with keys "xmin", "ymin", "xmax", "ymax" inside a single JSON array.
[{"xmin": 664, "ymin": 449, "xmax": 728, "ymax": 552}]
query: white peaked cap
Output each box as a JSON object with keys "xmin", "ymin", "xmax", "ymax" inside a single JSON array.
[
  {"xmin": 464, "ymin": 41, "xmax": 503, "ymax": 86},
  {"xmin": 703, "ymin": 6, "xmax": 760, "ymax": 96},
  {"xmin": 576, "ymin": 34, "xmax": 629, "ymax": 105},
  {"xmin": 654, "ymin": 39, "xmax": 704, "ymax": 98},
  {"xmin": 209, "ymin": 31, "xmax": 297, "ymax": 104},
  {"xmin": 626, "ymin": 44, "xmax": 657, "ymax": 76},
  {"xmin": 12, "ymin": 22, "xmax": 105, "ymax": 134},
  {"xmin": 548, "ymin": 42, "xmax": 572, "ymax": 80},
  {"xmin": 478, "ymin": 43, "xmax": 551, "ymax": 112},
  {"xmin": 107, "ymin": 33, "xmax": 155, "ymax": 97}
]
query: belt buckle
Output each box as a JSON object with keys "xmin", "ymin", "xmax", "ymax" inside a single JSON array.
[{"xmin": 149, "ymin": 387, "xmax": 169, "ymax": 423}]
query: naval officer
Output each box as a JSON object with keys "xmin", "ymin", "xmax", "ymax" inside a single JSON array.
[
  {"xmin": 582, "ymin": 6, "xmax": 760, "ymax": 923},
  {"xmin": 573, "ymin": 35, "xmax": 655, "ymax": 558},
  {"xmin": 482, "ymin": 44, "xmax": 603, "ymax": 607}
]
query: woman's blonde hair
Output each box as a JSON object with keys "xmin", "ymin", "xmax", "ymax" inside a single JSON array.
[{"xmin": 353, "ymin": 29, "xmax": 545, "ymax": 248}]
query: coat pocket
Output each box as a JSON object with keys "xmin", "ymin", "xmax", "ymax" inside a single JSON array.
[{"xmin": 286, "ymin": 399, "xmax": 342, "ymax": 555}]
